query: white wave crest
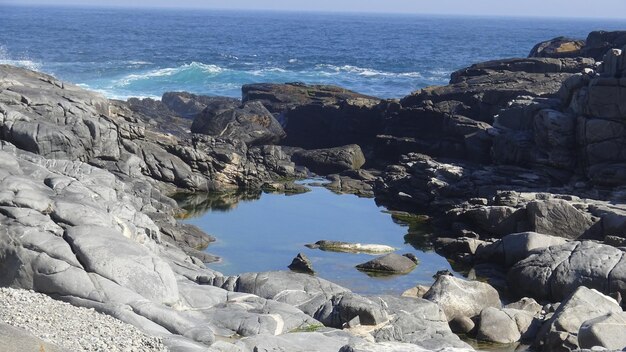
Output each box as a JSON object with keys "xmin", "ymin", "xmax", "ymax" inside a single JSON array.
[
  {"xmin": 0, "ymin": 45, "xmax": 42, "ymax": 71},
  {"xmin": 116, "ymin": 62, "xmax": 225, "ymax": 86},
  {"xmin": 315, "ymin": 64, "xmax": 422, "ymax": 78}
]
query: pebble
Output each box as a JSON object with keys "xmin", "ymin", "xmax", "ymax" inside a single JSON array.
[{"xmin": 0, "ymin": 287, "xmax": 168, "ymax": 352}]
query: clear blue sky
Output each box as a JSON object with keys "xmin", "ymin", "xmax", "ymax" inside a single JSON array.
[{"xmin": 3, "ymin": 0, "xmax": 626, "ymax": 19}]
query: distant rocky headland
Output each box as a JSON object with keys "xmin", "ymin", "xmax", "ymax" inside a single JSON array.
[{"xmin": 1, "ymin": 30, "xmax": 626, "ymax": 351}]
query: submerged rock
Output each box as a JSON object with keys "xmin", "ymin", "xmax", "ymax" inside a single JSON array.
[{"xmin": 305, "ymin": 240, "xmax": 396, "ymax": 254}]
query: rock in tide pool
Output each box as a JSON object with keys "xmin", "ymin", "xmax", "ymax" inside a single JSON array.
[
  {"xmin": 356, "ymin": 253, "xmax": 418, "ymax": 275},
  {"xmin": 306, "ymin": 240, "xmax": 396, "ymax": 254},
  {"xmin": 288, "ymin": 252, "xmax": 315, "ymax": 274}
]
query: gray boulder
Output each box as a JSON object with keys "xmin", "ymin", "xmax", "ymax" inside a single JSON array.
[
  {"xmin": 476, "ymin": 307, "xmax": 540, "ymax": 344},
  {"xmin": 191, "ymin": 100, "xmax": 285, "ymax": 145},
  {"xmin": 355, "ymin": 253, "xmax": 418, "ymax": 275},
  {"xmin": 526, "ymin": 200, "xmax": 597, "ymax": 240},
  {"xmin": 508, "ymin": 241, "xmax": 626, "ymax": 301},
  {"xmin": 423, "ymin": 275, "xmax": 501, "ymax": 321},
  {"xmin": 372, "ymin": 295, "xmax": 471, "ymax": 349},
  {"xmin": 578, "ymin": 312, "xmax": 626, "ymax": 350},
  {"xmin": 535, "ymin": 286, "xmax": 622, "ymax": 352}
]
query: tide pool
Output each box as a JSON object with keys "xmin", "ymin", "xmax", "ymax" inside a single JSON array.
[{"xmin": 181, "ymin": 182, "xmax": 460, "ymax": 295}]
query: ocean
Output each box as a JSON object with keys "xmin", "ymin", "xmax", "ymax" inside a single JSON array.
[{"xmin": 1, "ymin": 5, "xmax": 625, "ymax": 100}]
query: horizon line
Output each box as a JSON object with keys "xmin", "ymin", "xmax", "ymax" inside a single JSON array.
[{"xmin": 3, "ymin": 2, "xmax": 626, "ymax": 21}]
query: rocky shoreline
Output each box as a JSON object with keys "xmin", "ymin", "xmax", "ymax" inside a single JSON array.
[{"xmin": 1, "ymin": 30, "xmax": 626, "ymax": 351}]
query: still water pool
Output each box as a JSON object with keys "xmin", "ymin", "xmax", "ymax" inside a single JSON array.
[{"xmin": 181, "ymin": 182, "xmax": 459, "ymax": 295}]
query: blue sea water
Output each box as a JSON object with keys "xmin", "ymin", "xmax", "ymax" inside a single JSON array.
[{"xmin": 1, "ymin": 5, "xmax": 626, "ymax": 100}]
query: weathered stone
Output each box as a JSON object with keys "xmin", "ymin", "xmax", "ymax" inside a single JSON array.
[
  {"xmin": 292, "ymin": 144, "xmax": 366, "ymax": 175},
  {"xmin": 191, "ymin": 100, "xmax": 285, "ymax": 145},
  {"xmin": 529, "ymin": 37, "xmax": 585, "ymax": 58},
  {"xmin": 423, "ymin": 275, "xmax": 501, "ymax": 321},
  {"xmin": 535, "ymin": 287, "xmax": 622, "ymax": 352},
  {"xmin": 578, "ymin": 312, "xmax": 626, "ymax": 350}
]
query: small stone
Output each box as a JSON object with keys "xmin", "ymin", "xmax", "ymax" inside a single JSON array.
[{"xmin": 288, "ymin": 252, "xmax": 315, "ymax": 274}]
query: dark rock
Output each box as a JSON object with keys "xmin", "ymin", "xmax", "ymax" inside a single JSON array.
[
  {"xmin": 162, "ymin": 91, "xmax": 239, "ymax": 119},
  {"xmin": 401, "ymin": 60, "xmax": 589, "ymax": 124},
  {"xmin": 355, "ymin": 253, "xmax": 418, "ymax": 275},
  {"xmin": 191, "ymin": 100, "xmax": 285, "ymax": 145},
  {"xmin": 288, "ymin": 253, "xmax": 314, "ymax": 274},
  {"xmin": 449, "ymin": 316, "xmax": 475, "ymax": 335},
  {"xmin": 529, "ymin": 37, "xmax": 586, "ymax": 58},
  {"xmin": 451, "ymin": 57, "xmax": 593, "ymax": 83},
  {"xmin": 582, "ymin": 30, "xmax": 626, "ymax": 60},
  {"xmin": 291, "ymin": 144, "xmax": 366, "ymax": 175}
]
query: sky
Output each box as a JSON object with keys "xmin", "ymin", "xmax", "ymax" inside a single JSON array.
[{"xmin": 3, "ymin": 0, "xmax": 626, "ymax": 19}]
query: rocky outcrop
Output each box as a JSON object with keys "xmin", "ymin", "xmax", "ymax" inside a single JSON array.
[
  {"xmin": 243, "ymin": 83, "xmax": 385, "ymax": 150},
  {"xmin": 191, "ymin": 100, "xmax": 285, "ymax": 145}
]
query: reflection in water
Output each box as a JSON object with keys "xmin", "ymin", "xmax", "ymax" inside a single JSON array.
[
  {"xmin": 181, "ymin": 184, "xmax": 461, "ymax": 295},
  {"xmin": 388, "ymin": 211, "xmax": 435, "ymax": 251},
  {"xmin": 173, "ymin": 190, "xmax": 262, "ymax": 218}
]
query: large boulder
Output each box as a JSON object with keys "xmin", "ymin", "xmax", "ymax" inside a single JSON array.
[
  {"xmin": 191, "ymin": 100, "xmax": 285, "ymax": 145},
  {"xmin": 508, "ymin": 241, "xmax": 626, "ymax": 302},
  {"xmin": 292, "ymin": 144, "xmax": 366, "ymax": 175},
  {"xmin": 476, "ymin": 307, "xmax": 540, "ymax": 344},
  {"xmin": 534, "ymin": 286, "xmax": 622, "ymax": 352},
  {"xmin": 372, "ymin": 295, "xmax": 471, "ymax": 349},
  {"xmin": 479, "ymin": 232, "xmax": 569, "ymax": 267},
  {"xmin": 422, "ymin": 275, "xmax": 501, "ymax": 321},
  {"xmin": 578, "ymin": 312, "xmax": 626, "ymax": 350},
  {"xmin": 525, "ymin": 199, "xmax": 597, "ymax": 240}
]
